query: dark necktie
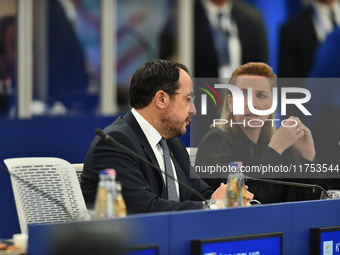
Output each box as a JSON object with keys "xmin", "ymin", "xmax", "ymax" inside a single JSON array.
[
  {"xmin": 216, "ymin": 12, "xmax": 230, "ymax": 66},
  {"xmin": 159, "ymin": 138, "xmax": 179, "ymax": 201}
]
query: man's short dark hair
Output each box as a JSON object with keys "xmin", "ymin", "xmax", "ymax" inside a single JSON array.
[{"xmin": 129, "ymin": 59, "xmax": 190, "ymax": 109}]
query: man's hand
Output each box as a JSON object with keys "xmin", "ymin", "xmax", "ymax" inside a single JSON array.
[
  {"xmin": 211, "ymin": 183, "xmax": 254, "ymax": 201},
  {"xmin": 245, "ymin": 185, "xmax": 254, "ymax": 201},
  {"xmin": 211, "ymin": 183, "xmax": 227, "ymax": 200}
]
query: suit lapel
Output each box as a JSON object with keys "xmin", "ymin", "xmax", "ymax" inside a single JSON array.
[
  {"xmin": 123, "ymin": 111, "xmax": 162, "ymax": 179},
  {"xmin": 123, "ymin": 111, "xmax": 191, "ymax": 200}
]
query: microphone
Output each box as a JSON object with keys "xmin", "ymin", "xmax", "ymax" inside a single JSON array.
[
  {"xmin": 245, "ymin": 175, "xmax": 330, "ymax": 199},
  {"xmin": 95, "ymin": 128, "xmax": 210, "ymax": 207},
  {"xmin": 0, "ymin": 163, "xmax": 74, "ymax": 221}
]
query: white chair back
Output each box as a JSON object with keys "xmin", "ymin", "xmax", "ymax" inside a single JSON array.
[
  {"xmin": 72, "ymin": 163, "xmax": 84, "ymax": 184},
  {"xmin": 4, "ymin": 157, "xmax": 87, "ymax": 234}
]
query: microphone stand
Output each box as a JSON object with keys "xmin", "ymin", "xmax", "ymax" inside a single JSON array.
[{"xmin": 245, "ymin": 176, "xmax": 330, "ymax": 199}]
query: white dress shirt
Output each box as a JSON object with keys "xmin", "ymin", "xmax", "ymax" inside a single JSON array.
[
  {"xmin": 312, "ymin": 0, "xmax": 340, "ymax": 42},
  {"xmin": 131, "ymin": 108, "xmax": 180, "ymax": 198},
  {"xmin": 201, "ymin": 0, "xmax": 241, "ymax": 78}
]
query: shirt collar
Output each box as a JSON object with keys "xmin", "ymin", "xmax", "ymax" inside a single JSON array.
[
  {"xmin": 312, "ymin": 1, "xmax": 340, "ymax": 41},
  {"xmin": 313, "ymin": 0, "xmax": 340, "ymax": 21},
  {"xmin": 201, "ymin": 0, "xmax": 232, "ymax": 27},
  {"xmin": 131, "ymin": 108, "xmax": 162, "ymax": 148}
]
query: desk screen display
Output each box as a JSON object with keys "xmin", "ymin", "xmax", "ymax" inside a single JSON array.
[
  {"xmin": 124, "ymin": 244, "xmax": 158, "ymax": 255},
  {"xmin": 311, "ymin": 226, "xmax": 340, "ymax": 255},
  {"xmin": 192, "ymin": 232, "xmax": 282, "ymax": 255}
]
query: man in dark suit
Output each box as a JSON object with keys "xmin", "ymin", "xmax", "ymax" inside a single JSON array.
[
  {"xmin": 279, "ymin": 0, "xmax": 339, "ymax": 78},
  {"xmin": 160, "ymin": 0, "xmax": 268, "ymax": 78},
  {"xmin": 278, "ymin": 6, "xmax": 318, "ymax": 78},
  {"xmin": 81, "ymin": 59, "xmax": 238, "ymax": 214}
]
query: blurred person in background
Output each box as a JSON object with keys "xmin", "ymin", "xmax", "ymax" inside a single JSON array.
[
  {"xmin": 279, "ymin": 0, "xmax": 340, "ymax": 78},
  {"xmin": 160, "ymin": 0, "xmax": 268, "ymax": 79}
]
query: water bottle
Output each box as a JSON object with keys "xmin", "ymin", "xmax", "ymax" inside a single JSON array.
[
  {"xmin": 94, "ymin": 169, "xmax": 116, "ymax": 219},
  {"xmin": 114, "ymin": 182, "xmax": 127, "ymax": 217},
  {"xmin": 225, "ymin": 162, "xmax": 246, "ymax": 208}
]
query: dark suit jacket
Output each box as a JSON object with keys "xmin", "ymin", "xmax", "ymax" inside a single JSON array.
[
  {"xmin": 279, "ymin": 7, "xmax": 318, "ymax": 78},
  {"xmin": 160, "ymin": 0, "xmax": 268, "ymax": 78},
  {"xmin": 81, "ymin": 111, "xmax": 214, "ymax": 214},
  {"xmin": 194, "ymin": 0, "xmax": 268, "ymax": 77}
]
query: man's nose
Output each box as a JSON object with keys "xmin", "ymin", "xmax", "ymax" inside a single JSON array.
[{"xmin": 190, "ymin": 101, "xmax": 196, "ymax": 116}]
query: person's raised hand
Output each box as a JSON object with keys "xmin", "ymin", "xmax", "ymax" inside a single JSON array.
[
  {"xmin": 268, "ymin": 116, "xmax": 304, "ymax": 155},
  {"xmin": 291, "ymin": 117, "xmax": 316, "ymax": 162}
]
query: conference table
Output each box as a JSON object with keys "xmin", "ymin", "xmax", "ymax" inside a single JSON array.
[{"xmin": 27, "ymin": 198, "xmax": 340, "ymax": 255}]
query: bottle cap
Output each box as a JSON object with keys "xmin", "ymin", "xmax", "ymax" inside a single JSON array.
[
  {"xmin": 230, "ymin": 161, "xmax": 242, "ymax": 167},
  {"xmin": 106, "ymin": 168, "xmax": 116, "ymax": 176},
  {"xmin": 234, "ymin": 161, "xmax": 243, "ymax": 167},
  {"xmin": 99, "ymin": 169, "xmax": 116, "ymax": 176},
  {"xmin": 99, "ymin": 169, "xmax": 109, "ymax": 175},
  {"xmin": 229, "ymin": 162, "xmax": 238, "ymax": 167}
]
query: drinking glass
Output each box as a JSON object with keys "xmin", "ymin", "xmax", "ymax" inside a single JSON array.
[{"xmin": 320, "ymin": 190, "xmax": 340, "ymax": 199}]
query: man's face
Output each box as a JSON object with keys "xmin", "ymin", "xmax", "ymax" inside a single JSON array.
[
  {"xmin": 209, "ymin": 0, "xmax": 229, "ymax": 7},
  {"xmin": 317, "ymin": 0, "xmax": 337, "ymax": 5},
  {"xmin": 160, "ymin": 69, "xmax": 196, "ymax": 139}
]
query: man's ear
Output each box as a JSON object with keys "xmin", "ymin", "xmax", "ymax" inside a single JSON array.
[{"xmin": 154, "ymin": 90, "xmax": 167, "ymax": 109}]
